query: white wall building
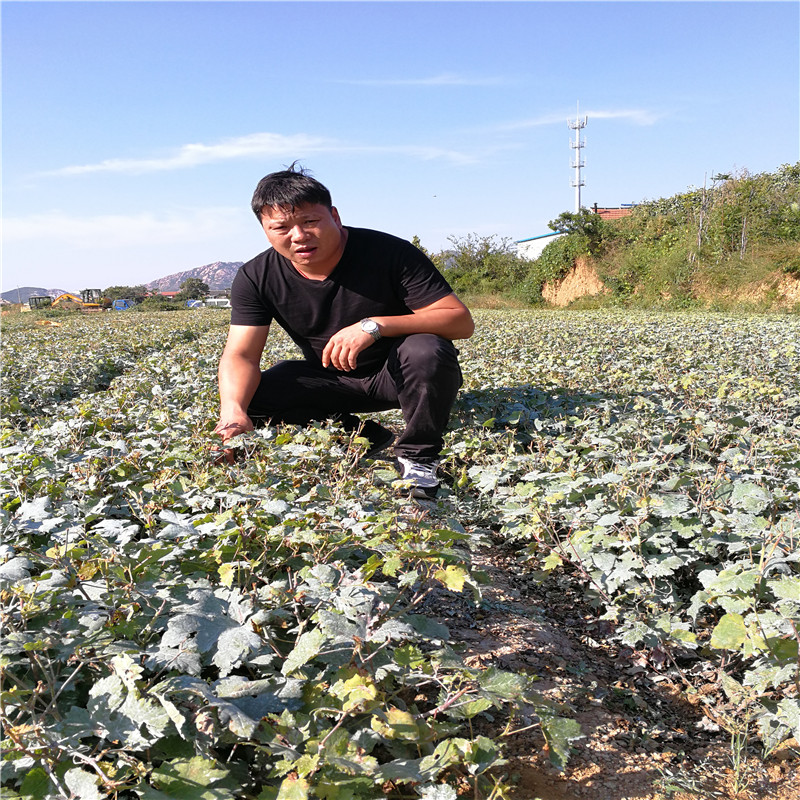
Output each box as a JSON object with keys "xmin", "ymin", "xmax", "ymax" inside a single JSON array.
[{"xmin": 515, "ymin": 231, "xmax": 564, "ymax": 260}]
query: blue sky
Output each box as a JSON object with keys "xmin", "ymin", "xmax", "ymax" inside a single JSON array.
[{"xmin": 3, "ymin": 0, "xmax": 799, "ymax": 292}]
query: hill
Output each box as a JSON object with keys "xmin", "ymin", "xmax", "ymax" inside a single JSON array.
[
  {"xmin": 1, "ymin": 287, "xmax": 68, "ymax": 304},
  {"xmin": 441, "ymin": 162, "xmax": 800, "ymax": 311},
  {"xmin": 146, "ymin": 261, "xmax": 243, "ymax": 293},
  {"xmin": 543, "ymin": 163, "xmax": 800, "ymax": 309}
]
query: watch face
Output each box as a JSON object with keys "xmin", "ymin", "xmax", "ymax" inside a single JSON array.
[{"xmin": 362, "ymin": 320, "xmax": 377, "ymax": 332}]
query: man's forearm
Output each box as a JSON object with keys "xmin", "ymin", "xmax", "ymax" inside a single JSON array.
[
  {"xmin": 372, "ymin": 305, "xmax": 474, "ymax": 340},
  {"xmin": 218, "ymin": 353, "xmax": 263, "ymax": 417}
]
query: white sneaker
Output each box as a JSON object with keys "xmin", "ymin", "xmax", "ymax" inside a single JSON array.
[{"xmin": 396, "ymin": 457, "xmax": 440, "ymax": 498}]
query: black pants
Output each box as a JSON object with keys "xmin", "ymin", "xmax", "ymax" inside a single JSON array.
[{"xmin": 247, "ymin": 334, "xmax": 462, "ymax": 462}]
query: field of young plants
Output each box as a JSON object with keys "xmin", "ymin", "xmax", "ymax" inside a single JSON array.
[{"xmin": 2, "ymin": 307, "xmax": 799, "ymax": 800}]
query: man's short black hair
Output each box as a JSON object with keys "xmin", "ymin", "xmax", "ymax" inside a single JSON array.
[{"xmin": 251, "ymin": 162, "xmax": 333, "ymax": 220}]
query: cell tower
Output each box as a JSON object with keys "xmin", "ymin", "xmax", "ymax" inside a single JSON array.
[{"xmin": 568, "ymin": 103, "xmax": 588, "ymax": 213}]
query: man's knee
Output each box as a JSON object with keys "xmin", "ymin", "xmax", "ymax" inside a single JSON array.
[
  {"xmin": 394, "ymin": 334, "xmax": 462, "ymax": 382},
  {"xmin": 398, "ymin": 333, "xmax": 457, "ymax": 360}
]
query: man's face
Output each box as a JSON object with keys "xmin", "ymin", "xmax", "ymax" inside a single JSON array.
[{"xmin": 260, "ymin": 203, "xmax": 346, "ymax": 274}]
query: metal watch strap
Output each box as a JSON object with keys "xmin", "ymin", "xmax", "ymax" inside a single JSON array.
[{"xmin": 360, "ymin": 318, "xmax": 382, "ymax": 341}]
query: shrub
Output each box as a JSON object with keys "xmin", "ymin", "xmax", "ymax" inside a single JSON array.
[
  {"xmin": 433, "ymin": 234, "xmax": 531, "ymax": 297},
  {"xmin": 133, "ymin": 297, "xmax": 181, "ymax": 312}
]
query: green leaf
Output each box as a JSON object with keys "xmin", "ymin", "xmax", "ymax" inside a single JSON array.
[
  {"xmin": 649, "ymin": 493, "xmax": 690, "ymax": 518},
  {"xmin": 281, "ymin": 628, "xmax": 326, "ymax": 675},
  {"xmin": 434, "ymin": 565, "xmax": 469, "ymax": 592},
  {"xmin": 419, "ymin": 786, "xmax": 458, "ymax": 800},
  {"xmin": 276, "ymin": 774, "xmax": 309, "ymax": 800},
  {"xmin": 212, "ymin": 625, "xmax": 262, "ymax": 677},
  {"xmin": 374, "ymin": 759, "xmax": 425, "ymax": 783},
  {"xmin": 769, "ymin": 577, "xmax": 800, "ymax": 603},
  {"xmin": 710, "ymin": 613, "xmax": 747, "ymax": 650},
  {"xmin": 730, "ymin": 482, "xmax": 772, "ymax": 513},
  {"xmin": 19, "ymin": 767, "xmax": 51, "ymax": 799},
  {"xmin": 777, "ymin": 699, "xmax": 800, "ymax": 739},
  {"xmin": 540, "ymin": 715, "xmax": 583, "ymax": 770},
  {"xmin": 329, "ymin": 670, "xmax": 378, "ymax": 712},
  {"xmin": 407, "ymin": 614, "xmax": 450, "ymax": 641},
  {"xmin": 87, "ymin": 666, "xmax": 172, "ymax": 749},
  {"xmin": 64, "ymin": 768, "xmax": 102, "ymax": 800},
  {"xmin": 458, "ymin": 697, "xmax": 493, "ymax": 719},
  {"xmin": 382, "ymin": 554, "xmax": 403, "ymax": 577},
  {"xmin": 478, "ymin": 667, "xmax": 528, "ymax": 700},
  {"xmin": 420, "ymin": 738, "xmax": 469, "ymax": 776},
  {"xmin": 147, "ymin": 757, "xmax": 234, "ymax": 800},
  {"xmin": 217, "ymin": 562, "xmax": 235, "ymax": 588},
  {"xmin": 394, "ymin": 644, "xmax": 426, "ymax": 669},
  {"xmin": 464, "ymin": 736, "xmax": 504, "ymax": 775},
  {"xmin": 371, "ymin": 707, "xmax": 420, "ymax": 740},
  {"xmin": 543, "ymin": 551, "xmax": 563, "ymax": 571}
]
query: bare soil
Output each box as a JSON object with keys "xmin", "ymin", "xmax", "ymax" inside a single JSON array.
[
  {"xmin": 730, "ymin": 273, "xmax": 800, "ymax": 308},
  {"xmin": 541, "ymin": 258, "xmax": 609, "ymax": 307},
  {"xmin": 424, "ymin": 541, "xmax": 800, "ymax": 800},
  {"xmin": 538, "ymin": 257, "xmax": 800, "ymax": 311}
]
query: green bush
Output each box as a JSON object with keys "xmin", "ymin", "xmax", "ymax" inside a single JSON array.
[
  {"xmin": 32, "ymin": 307, "xmax": 72, "ymax": 320},
  {"xmin": 133, "ymin": 297, "xmax": 182, "ymax": 312},
  {"xmin": 511, "ymin": 233, "xmax": 591, "ymax": 305},
  {"xmin": 103, "ymin": 284, "xmax": 148, "ymax": 302},
  {"xmin": 433, "ymin": 234, "xmax": 531, "ymax": 297}
]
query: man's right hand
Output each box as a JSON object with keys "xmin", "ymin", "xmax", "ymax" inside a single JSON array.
[
  {"xmin": 214, "ymin": 415, "xmax": 254, "ymax": 444},
  {"xmin": 212, "ymin": 413, "xmax": 254, "ymax": 464}
]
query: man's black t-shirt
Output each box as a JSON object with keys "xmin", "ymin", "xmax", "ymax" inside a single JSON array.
[{"xmin": 230, "ymin": 227, "xmax": 454, "ymax": 376}]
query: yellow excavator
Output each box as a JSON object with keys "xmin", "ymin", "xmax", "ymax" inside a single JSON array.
[{"xmin": 51, "ymin": 289, "xmax": 112, "ymax": 311}]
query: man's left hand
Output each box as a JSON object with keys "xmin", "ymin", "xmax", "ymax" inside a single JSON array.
[{"xmin": 322, "ymin": 323, "xmax": 375, "ymax": 371}]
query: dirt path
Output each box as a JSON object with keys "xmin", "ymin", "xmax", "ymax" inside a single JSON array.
[{"xmin": 425, "ymin": 542, "xmax": 800, "ymax": 800}]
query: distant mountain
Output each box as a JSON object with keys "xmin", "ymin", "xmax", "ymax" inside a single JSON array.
[
  {"xmin": 146, "ymin": 261, "xmax": 243, "ymax": 293},
  {"xmin": 1, "ymin": 287, "xmax": 68, "ymax": 304},
  {"xmin": 2, "ymin": 261, "xmax": 245, "ymax": 304}
]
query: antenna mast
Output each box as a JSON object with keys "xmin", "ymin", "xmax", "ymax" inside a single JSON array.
[{"xmin": 568, "ymin": 103, "xmax": 588, "ymax": 213}]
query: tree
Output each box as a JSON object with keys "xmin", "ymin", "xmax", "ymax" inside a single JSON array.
[
  {"xmin": 431, "ymin": 234, "xmax": 528, "ymax": 296},
  {"xmin": 103, "ymin": 285, "xmax": 148, "ymax": 302},
  {"xmin": 177, "ymin": 278, "xmax": 210, "ymax": 301},
  {"xmin": 547, "ymin": 209, "xmax": 607, "ymax": 253},
  {"xmin": 411, "ymin": 235, "xmax": 431, "ymax": 257}
]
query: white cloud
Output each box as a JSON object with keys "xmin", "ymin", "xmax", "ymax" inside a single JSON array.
[
  {"xmin": 497, "ymin": 107, "xmax": 664, "ymax": 132},
  {"xmin": 332, "ymin": 73, "xmax": 509, "ymax": 87},
  {"xmin": 39, "ymin": 132, "xmax": 480, "ymax": 177},
  {"xmin": 3, "ymin": 208, "xmax": 244, "ymax": 248},
  {"xmin": 42, "ymin": 133, "xmax": 331, "ymax": 177},
  {"xmin": 585, "ymin": 109, "xmax": 663, "ymax": 125}
]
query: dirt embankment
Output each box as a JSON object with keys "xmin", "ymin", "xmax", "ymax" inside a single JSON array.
[
  {"xmin": 719, "ymin": 272, "xmax": 800, "ymax": 308},
  {"xmin": 542, "ymin": 257, "xmax": 609, "ymax": 307},
  {"xmin": 542, "ymin": 257, "xmax": 800, "ymax": 310}
]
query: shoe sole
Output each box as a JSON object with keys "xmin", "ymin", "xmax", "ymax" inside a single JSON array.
[
  {"xmin": 364, "ymin": 431, "xmax": 395, "ymax": 459},
  {"xmin": 392, "ymin": 480, "xmax": 439, "ymax": 499}
]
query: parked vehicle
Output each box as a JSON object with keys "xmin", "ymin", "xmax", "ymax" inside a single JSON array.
[
  {"xmin": 52, "ymin": 289, "xmax": 112, "ymax": 311},
  {"xmin": 112, "ymin": 299, "xmax": 136, "ymax": 311}
]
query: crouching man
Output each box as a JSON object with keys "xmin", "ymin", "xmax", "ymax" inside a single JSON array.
[{"xmin": 214, "ymin": 164, "xmax": 474, "ymax": 497}]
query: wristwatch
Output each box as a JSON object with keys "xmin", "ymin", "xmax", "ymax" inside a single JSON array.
[{"xmin": 360, "ymin": 318, "xmax": 382, "ymax": 341}]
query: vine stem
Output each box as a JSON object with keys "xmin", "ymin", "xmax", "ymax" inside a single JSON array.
[
  {"xmin": 319, "ymin": 710, "xmax": 350, "ymax": 748},
  {"xmin": 423, "ymin": 686, "xmax": 471, "ymax": 718}
]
